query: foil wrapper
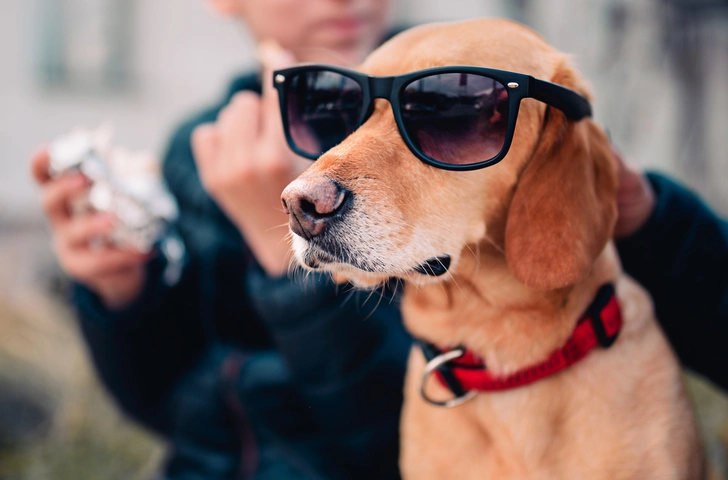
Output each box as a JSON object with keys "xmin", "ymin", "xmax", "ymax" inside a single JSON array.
[{"xmin": 48, "ymin": 127, "xmax": 185, "ymax": 284}]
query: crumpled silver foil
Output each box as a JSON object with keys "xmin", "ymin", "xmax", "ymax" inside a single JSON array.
[{"xmin": 49, "ymin": 126, "xmax": 185, "ymax": 285}]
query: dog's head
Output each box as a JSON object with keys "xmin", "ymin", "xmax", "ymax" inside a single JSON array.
[{"xmin": 281, "ymin": 18, "xmax": 617, "ymax": 291}]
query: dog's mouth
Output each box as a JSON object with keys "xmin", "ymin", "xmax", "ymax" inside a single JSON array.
[
  {"xmin": 300, "ymin": 243, "xmax": 377, "ymax": 272},
  {"xmin": 300, "ymin": 241, "xmax": 451, "ymax": 278},
  {"xmin": 300, "ymin": 247, "xmax": 338, "ymax": 269},
  {"xmin": 412, "ymin": 255, "xmax": 451, "ymax": 277}
]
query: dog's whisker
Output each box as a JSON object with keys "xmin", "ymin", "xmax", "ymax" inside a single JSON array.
[
  {"xmin": 362, "ymin": 284, "xmax": 388, "ymax": 320},
  {"xmin": 362, "ymin": 285, "xmax": 378, "ymax": 306},
  {"xmin": 343, "ymin": 283, "xmax": 357, "ymax": 301},
  {"xmin": 286, "ymin": 256, "xmax": 299, "ymax": 277},
  {"xmin": 482, "ymin": 232, "xmax": 504, "ymax": 255},
  {"xmin": 463, "ymin": 243, "xmax": 483, "ymax": 279},
  {"xmin": 265, "ymin": 222, "xmax": 292, "ymax": 233},
  {"xmin": 388, "ymin": 277, "xmax": 403, "ymax": 304},
  {"xmin": 445, "ymin": 271, "xmax": 465, "ymax": 297}
]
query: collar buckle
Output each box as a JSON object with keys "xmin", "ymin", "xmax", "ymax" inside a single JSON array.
[{"xmin": 420, "ymin": 348, "xmax": 477, "ymax": 408}]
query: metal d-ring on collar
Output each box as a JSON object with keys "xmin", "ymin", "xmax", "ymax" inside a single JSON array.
[{"xmin": 420, "ymin": 348, "xmax": 477, "ymax": 408}]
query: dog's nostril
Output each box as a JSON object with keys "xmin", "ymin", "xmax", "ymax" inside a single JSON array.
[
  {"xmin": 300, "ymin": 198, "xmax": 320, "ymax": 217},
  {"xmin": 301, "ymin": 184, "xmax": 350, "ymax": 220}
]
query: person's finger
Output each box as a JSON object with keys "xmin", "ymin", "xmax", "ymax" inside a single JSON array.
[
  {"xmin": 191, "ymin": 123, "xmax": 221, "ymax": 173},
  {"xmin": 611, "ymin": 146, "xmax": 656, "ymax": 239},
  {"xmin": 613, "ymin": 145, "xmax": 645, "ymax": 197},
  {"xmin": 611, "ymin": 145, "xmax": 629, "ymax": 180},
  {"xmin": 40, "ymin": 173, "xmax": 89, "ymax": 226},
  {"xmin": 61, "ymin": 244, "xmax": 150, "ymax": 280},
  {"xmin": 57, "ymin": 213, "xmax": 115, "ymax": 247},
  {"xmin": 218, "ymin": 92, "xmax": 261, "ymax": 170},
  {"xmin": 259, "ymin": 41, "xmax": 296, "ymax": 142},
  {"xmin": 30, "ymin": 147, "xmax": 52, "ymax": 184}
]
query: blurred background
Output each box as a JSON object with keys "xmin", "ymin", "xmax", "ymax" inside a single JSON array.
[{"xmin": 0, "ymin": 0, "xmax": 726, "ymax": 478}]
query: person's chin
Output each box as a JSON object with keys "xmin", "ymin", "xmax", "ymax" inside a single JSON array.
[
  {"xmin": 307, "ymin": 25, "xmax": 379, "ymax": 62},
  {"xmin": 304, "ymin": 41, "xmax": 371, "ymax": 66}
]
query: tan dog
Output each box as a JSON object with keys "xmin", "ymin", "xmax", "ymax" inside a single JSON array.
[{"xmin": 280, "ymin": 19, "xmax": 703, "ymax": 479}]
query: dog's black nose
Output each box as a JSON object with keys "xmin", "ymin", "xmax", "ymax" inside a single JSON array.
[{"xmin": 281, "ymin": 176, "xmax": 351, "ymax": 239}]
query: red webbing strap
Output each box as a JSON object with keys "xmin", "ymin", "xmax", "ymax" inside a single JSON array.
[{"xmin": 431, "ymin": 284, "xmax": 622, "ymax": 392}]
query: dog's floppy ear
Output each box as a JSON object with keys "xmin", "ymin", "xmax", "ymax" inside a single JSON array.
[{"xmin": 504, "ymin": 64, "xmax": 617, "ymax": 291}]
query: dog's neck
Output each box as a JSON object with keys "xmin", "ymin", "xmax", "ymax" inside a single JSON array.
[{"xmin": 401, "ymin": 242, "xmax": 621, "ymax": 375}]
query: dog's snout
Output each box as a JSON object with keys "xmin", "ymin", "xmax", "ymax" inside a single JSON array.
[{"xmin": 281, "ymin": 177, "xmax": 351, "ymax": 239}]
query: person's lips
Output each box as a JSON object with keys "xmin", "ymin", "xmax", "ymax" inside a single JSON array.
[{"xmin": 319, "ymin": 16, "xmax": 371, "ymax": 37}]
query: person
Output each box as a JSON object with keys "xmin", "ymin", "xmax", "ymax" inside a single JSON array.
[{"xmin": 31, "ymin": 1, "xmax": 410, "ymax": 479}]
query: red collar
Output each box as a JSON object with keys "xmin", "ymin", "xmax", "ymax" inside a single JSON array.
[{"xmin": 417, "ymin": 284, "xmax": 622, "ymax": 397}]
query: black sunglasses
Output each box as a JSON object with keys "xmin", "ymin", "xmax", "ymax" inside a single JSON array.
[{"xmin": 273, "ymin": 65, "xmax": 591, "ymax": 171}]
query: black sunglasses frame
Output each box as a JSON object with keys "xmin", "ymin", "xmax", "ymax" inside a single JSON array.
[{"xmin": 273, "ymin": 64, "xmax": 592, "ymax": 171}]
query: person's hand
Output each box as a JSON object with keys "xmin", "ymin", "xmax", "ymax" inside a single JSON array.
[
  {"xmin": 613, "ymin": 147, "xmax": 656, "ymax": 239},
  {"xmin": 192, "ymin": 42, "xmax": 309, "ymax": 277},
  {"xmin": 31, "ymin": 148, "xmax": 150, "ymax": 310}
]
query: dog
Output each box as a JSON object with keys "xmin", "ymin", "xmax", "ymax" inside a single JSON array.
[{"xmin": 279, "ymin": 18, "xmax": 703, "ymax": 479}]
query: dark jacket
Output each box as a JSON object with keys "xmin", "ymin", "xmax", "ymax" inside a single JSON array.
[
  {"xmin": 72, "ymin": 71, "xmax": 411, "ymax": 480},
  {"xmin": 616, "ymin": 172, "xmax": 728, "ymax": 390}
]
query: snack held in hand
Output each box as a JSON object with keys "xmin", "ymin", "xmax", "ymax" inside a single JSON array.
[{"xmin": 48, "ymin": 126, "xmax": 179, "ymax": 254}]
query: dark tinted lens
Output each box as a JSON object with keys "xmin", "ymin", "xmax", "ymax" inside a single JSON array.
[
  {"xmin": 286, "ymin": 70, "xmax": 364, "ymax": 157},
  {"xmin": 400, "ymin": 73, "xmax": 509, "ymax": 165}
]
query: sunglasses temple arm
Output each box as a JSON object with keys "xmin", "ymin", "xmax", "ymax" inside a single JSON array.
[{"xmin": 527, "ymin": 77, "xmax": 592, "ymax": 121}]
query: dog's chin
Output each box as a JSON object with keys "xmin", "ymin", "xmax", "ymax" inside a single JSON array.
[
  {"xmin": 332, "ymin": 263, "xmax": 454, "ymax": 289},
  {"xmin": 330, "ymin": 270, "xmax": 391, "ymax": 289},
  {"xmin": 294, "ymin": 248, "xmax": 392, "ymax": 288}
]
